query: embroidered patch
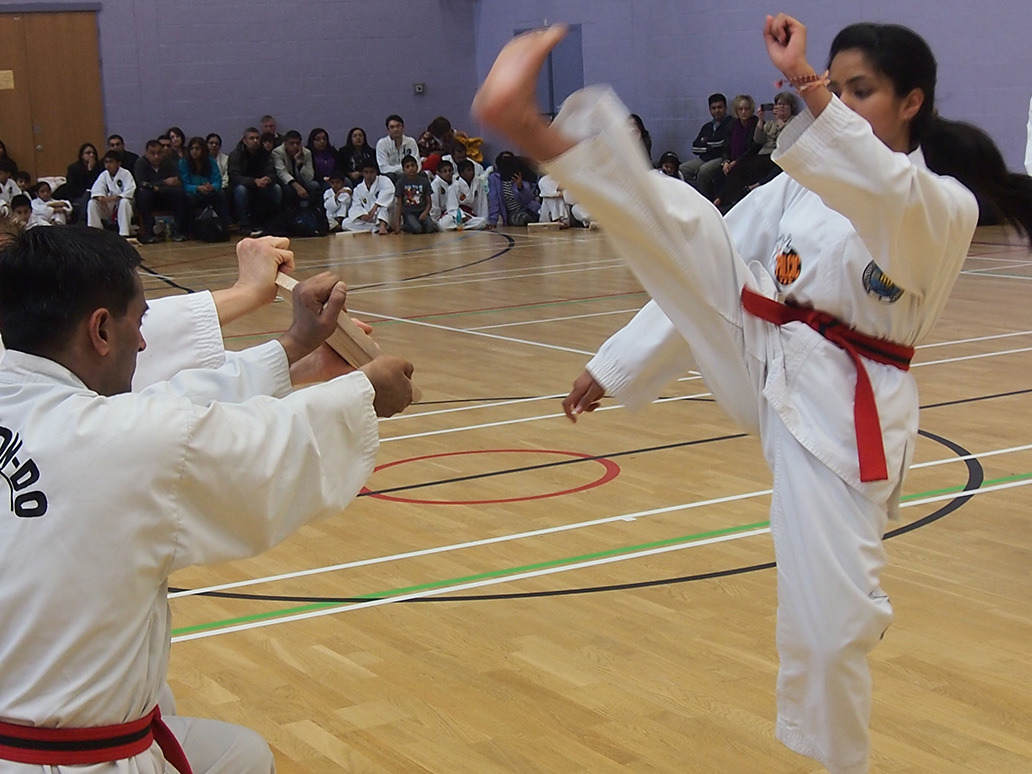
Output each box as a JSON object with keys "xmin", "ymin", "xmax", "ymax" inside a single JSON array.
[
  {"xmin": 772, "ymin": 234, "xmax": 802, "ymax": 286},
  {"xmin": 862, "ymin": 261, "xmax": 904, "ymax": 302}
]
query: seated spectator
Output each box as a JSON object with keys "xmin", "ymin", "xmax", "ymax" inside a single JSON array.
[
  {"xmin": 487, "ymin": 151, "xmax": 539, "ymax": 227},
  {"xmin": 323, "ymin": 170, "xmax": 352, "ymax": 231},
  {"xmin": 87, "ymin": 150, "xmax": 135, "ymax": 238},
  {"xmin": 229, "ymin": 127, "xmax": 281, "ymax": 236},
  {"xmin": 445, "ymin": 160, "xmax": 489, "ymax": 231},
  {"xmin": 375, "ymin": 114, "xmax": 420, "ymax": 181},
  {"xmin": 307, "ymin": 128, "xmax": 337, "ymax": 186},
  {"xmin": 157, "ymin": 134, "xmax": 174, "ymax": 158},
  {"xmin": 31, "ymin": 181, "xmax": 72, "ymax": 226},
  {"xmin": 715, "ymin": 94, "xmax": 760, "ymax": 203},
  {"xmin": 537, "ymin": 174, "xmax": 570, "ymax": 226},
  {"xmin": 443, "ymin": 140, "xmax": 485, "ymax": 184},
  {"xmin": 679, "ymin": 93, "xmax": 733, "ymax": 200},
  {"xmin": 343, "ymin": 160, "xmax": 394, "ymax": 235},
  {"xmin": 260, "ymin": 114, "xmax": 284, "ymax": 147},
  {"xmin": 135, "ymin": 139, "xmax": 188, "ymax": 243},
  {"xmin": 0, "ymin": 162, "xmax": 19, "ymax": 207},
  {"xmin": 272, "ymin": 130, "xmax": 321, "ymax": 209},
  {"xmin": 53, "ymin": 143, "xmax": 101, "ymax": 223},
  {"xmin": 393, "ymin": 155, "xmax": 435, "ymax": 234},
  {"xmin": 260, "ymin": 132, "xmax": 276, "ymax": 154},
  {"xmin": 0, "ymin": 140, "xmax": 17, "ymax": 173},
  {"xmin": 206, "ymin": 133, "xmax": 230, "ymax": 189},
  {"xmin": 179, "ymin": 136, "xmax": 230, "ymax": 234},
  {"xmin": 719, "ymin": 91, "xmax": 799, "ymax": 212},
  {"xmin": 8, "ymin": 194, "xmax": 33, "ymax": 226},
  {"xmin": 14, "ymin": 171, "xmax": 32, "ymax": 195},
  {"xmin": 108, "ymin": 135, "xmax": 139, "ymax": 180},
  {"xmin": 630, "ymin": 113, "xmax": 653, "ymax": 163},
  {"xmin": 337, "ymin": 127, "xmax": 376, "ymax": 191},
  {"xmin": 165, "ymin": 126, "xmax": 186, "ymax": 161},
  {"xmin": 424, "ymin": 115, "xmax": 455, "ymax": 156},
  {"xmin": 429, "ymin": 159, "xmax": 454, "ymax": 229},
  {"xmin": 658, "ymin": 151, "xmax": 687, "ymax": 180}
]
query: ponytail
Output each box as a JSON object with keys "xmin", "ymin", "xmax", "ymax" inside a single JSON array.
[{"xmin": 921, "ymin": 117, "xmax": 1032, "ymax": 243}]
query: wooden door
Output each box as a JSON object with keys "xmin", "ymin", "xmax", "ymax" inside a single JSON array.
[
  {"xmin": 0, "ymin": 11, "xmax": 105, "ymax": 180},
  {"xmin": 0, "ymin": 15, "xmax": 34, "ymax": 178}
]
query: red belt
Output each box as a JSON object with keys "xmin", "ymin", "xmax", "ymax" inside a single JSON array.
[
  {"xmin": 0, "ymin": 705, "xmax": 193, "ymax": 772},
  {"xmin": 741, "ymin": 287, "xmax": 914, "ymax": 482}
]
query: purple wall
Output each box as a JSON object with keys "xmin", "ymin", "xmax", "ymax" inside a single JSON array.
[
  {"xmin": 0, "ymin": 0, "xmax": 480, "ymax": 154},
  {"xmin": 473, "ymin": 0, "xmax": 1032, "ymax": 172}
]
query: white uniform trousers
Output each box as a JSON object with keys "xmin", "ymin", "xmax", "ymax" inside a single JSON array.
[
  {"xmin": 87, "ymin": 197, "xmax": 134, "ymax": 236},
  {"xmin": 342, "ymin": 207, "xmax": 392, "ymax": 233},
  {"xmin": 539, "ymin": 196, "xmax": 569, "ymax": 223}
]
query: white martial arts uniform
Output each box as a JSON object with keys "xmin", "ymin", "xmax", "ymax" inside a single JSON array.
[
  {"xmin": 0, "ymin": 294, "xmax": 380, "ymax": 774},
  {"xmin": 442, "ymin": 155, "xmax": 486, "ymax": 185},
  {"xmin": 343, "ymin": 175, "xmax": 395, "ymax": 233},
  {"xmin": 537, "ymin": 174, "xmax": 570, "ymax": 223},
  {"xmin": 429, "ymin": 175, "xmax": 453, "ymax": 229},
  {"xmin": 30, "ymin": 196, "xmax": 71, "ymax": 226},
  {"xmin": 323, "ymin": 186, "xmax": 352, "ymax": 230},
  {"xmin": 87, "ymin": 166, "xmax": 136, "ymax": 236},
  {"xmin": 544, "ymin": 87, "xmax": 977, "ymax": 774},
  {"xmin": 443, "ymin": 176, "xmax": 488, "ymax": 231},
  {"xmin": 0, "ymin": 179, "xmax": 17, "ymax": 206},
  {"xmin": 1025, "ymin": 96, "xmax": 1032, "ymax": 176},
  {"xmin": 374, "ymin": 134, "xmax": 420, "ymax": 177}
]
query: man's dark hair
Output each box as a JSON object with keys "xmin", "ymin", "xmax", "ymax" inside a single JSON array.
[
  {"xmin": 103, "ymin": 150, "xmax": 122, "ymax": 163},
  {"xmin": 108, "ymin": 134, "xmax": 124, "ymax": 144},
  {"xmin": 385, "ymin": 114, "xmax": 404, "ymax": 127},
  {"xmin": 244, "ymin": 126, "xmax": 259, "ymax": 136},
  {"xmin": 708, "ymin": 93, "xmax": 727, "ymax": 107},
  {"xmin": 157, "ymin": 134, "xmax": 171, "ymax": 143},
  {"xmin": 401, "ymin": 155, "xmax": 418, "ymax": 167},
  {"xmin": 145, "ymin": 139, "xmax": 161, "ymax": 150},
  {"xmin": 360, "ymin": 158, "xmax": 379, "ymax": 172},
  {"xmin": 284, "ymin": 130, "xmax": 302, "ymax": 142},
  {"xmin": 10, "ymin": 194, "xmax": 30, "ymax": 210},
  {"xmin": 456, "ymin": 160, "xmax": 474, "ymax": 175},
  {"xmin": 0, "ymin": 226, "xmax": 141, "ymax": 355},
  {"xmin": 437, "ymin": 159, "xmax": 453, "ymax": 171}
]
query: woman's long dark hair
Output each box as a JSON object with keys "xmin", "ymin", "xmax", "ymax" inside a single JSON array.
[
  {"xmin": 306, "ymin": 127, "xmax": 335, "ymax": 155},
  {"xmin": 184, "ymin": 136, "xmax": 210, "ymax": 176},
  {"xmin": 830, "ymin": 23, "xmax": 1032, "ymax": 242},
  {"xmin": 77, "ymin": 143, "xmax": 98, "ymax": 169},
  {"xmin": 341, "ymin": 127, "xmax": 368, "ymax": 154}
]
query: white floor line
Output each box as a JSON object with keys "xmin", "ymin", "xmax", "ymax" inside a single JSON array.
[
  {"xmin": 466, "ymin": 308, "xmax": 642, "ymax": 331},
  {"xmin": 960, "ymin": 271, "xmax": 1032, "ymax": 281},
  {"xmin": 170, "ymin": 442, "xmax": 1031, "ymax": 602},
  {"xmin": 917, "ymin": 330, "xmax": 1032, "ymax": 349},
  {"xmin": 171, "ymin": 477, "xmax": 1032, "ymax": 642},
  {"xmin": 348, "ymin": 309, "xmax": 597, "ymax": 356},
  {"xmin": 914, "ymin": 346, "xmax": 1032, "ymax": 367}
]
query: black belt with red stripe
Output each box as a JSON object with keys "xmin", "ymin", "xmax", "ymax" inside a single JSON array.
[
  {"xmin": 0, "ymin": 705, "xmax": 192, "ymax": 772},
  {"xmin": 741, "ymin": 286, "xmax": 915, "ymax": 482}
]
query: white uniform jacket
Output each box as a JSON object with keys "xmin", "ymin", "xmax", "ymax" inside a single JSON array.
[
  {"xmin": 323, "ymin": 187, "xmax": 353, "ymax": 222},
  {"xmin": 0, "ymin": 336, "xmax": 378, "ymax": 770},
  {"xmin": 30, "ymin": 197, "xmax": 72, "ymax": 225},
  {"xmin": 348, "ymin": 176, "xmax": 395, "ymax": 220},
  {"xmin": 0, "ymin": 180, "xmax": 18, "ymax": 206},
  {"xmin": 544, "ymin": 87, "xmax": 977, "ymax": 502},
  {"xmin": 90, "ymin": 167, "xmax": 136, "ymax": 201},
  {"xmin": 445, "ymin": 176, "xmax": 488, "ymax": 220},
  {"xmin": 375, "ymin": 135, "xmax": 420, "ymax": 176},
  {"xmin": 430, "ymin": 175, "xmax": 451, "ymax": 222}
]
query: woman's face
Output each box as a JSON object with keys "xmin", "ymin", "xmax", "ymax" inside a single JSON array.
[
  {"xmin": 313, "ymin": 133, "xmax": 328, "ymax": 150},
  {"xmin": 81, "ymin": 145, "xmax": 98, "ymax": 164},
  {"xmin": 772, "ymin": 101, "xmax": 792, "ymax": 121},
  {"xmin": 170, "ymin": 131, "xmax": 184, "ymax": 148},
  {"xmin": 351, "ymin": 129, "xmax": 365, "ymax": 146},
  {"xmin": 829, "ymin": 48, "xmax": 922, "ymax": 153},
  {"xmin": 207, "ymin": 136, "xmax": 221, "ymax": 155},
  {"xmin": 189, "ymin": 143, "xmax": 203, "ymax": 158},
  {"xmin": 736, "ymin": 102, "xmax": 753, "ymax": 121}
]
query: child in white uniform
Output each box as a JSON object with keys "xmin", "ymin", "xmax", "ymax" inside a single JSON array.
[
  {"xmin": 31, "ymin": 181, "xmax": 72, "ymax": 226},
  {"xmin": 444, "ymin": 160, "xmax": 489, "ymax": 230},
  {"xmin": 343, "ymin": 160, "xmax": 395, "ymax": 235},
  {"xmin": 473, "ymin": 18, "xmax": 1032, "ymax": 774},
  {"xmin": 537, "ymin": 173, "xmax": 569, "ymax": 225},
  {"xmin": 87, "ymin": 150, "xmax": 136, "ymax": 237},
  {"xmin": 323, "ymin": 171, "xmax": 352, "ymax": 231},
  {"xmin": 430, "ymin": 159, "xmax": 455, "ymax": 230}
]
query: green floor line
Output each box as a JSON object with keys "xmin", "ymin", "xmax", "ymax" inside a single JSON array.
[{"xmin": 172, "ymin": 471, "xmax": 1032, "ymax": 637}]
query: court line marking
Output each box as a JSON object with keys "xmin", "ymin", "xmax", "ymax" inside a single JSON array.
[
  {"xmin": 916, "ymin": 330, "xmax": 1032, "ymax": 349},
  {"xmin": 914, "ymin": 346, "xmax": 1032, "ymax": 367},
  {"xmin": 170, "ymin": 476, "xmax": 1032, "ymax": 642},
  {"xmin": 465, "ymin": 308, "xmax": 643, "ymax": 331},
  {"xmin": 168, "ymin": 443, "xmax": 1032, "ymax": 601}
]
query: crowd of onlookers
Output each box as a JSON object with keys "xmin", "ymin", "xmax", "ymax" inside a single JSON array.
[{"xmin": 0, "ymin": 92, "xmax": 799, "ymax": 242}]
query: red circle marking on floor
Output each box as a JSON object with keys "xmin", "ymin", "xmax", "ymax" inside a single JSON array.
[{"xmin": 362, "ymin": 448, "xmax": 621, "ymax": 505}]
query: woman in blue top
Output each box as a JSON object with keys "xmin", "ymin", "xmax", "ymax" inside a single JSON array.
[{"xmin": 179, "ymin": 136, "xmax": 229, "ymax": 235}]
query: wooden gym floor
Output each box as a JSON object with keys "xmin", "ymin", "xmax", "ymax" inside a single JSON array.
[{"xmin": 145, "ymin": 224, "xmax": 1031, "ymax": 773}]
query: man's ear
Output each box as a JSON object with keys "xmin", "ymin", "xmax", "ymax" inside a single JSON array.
[{"xmin": 86, "ymin": 308, "xmax": 112, "ymax": 356}]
